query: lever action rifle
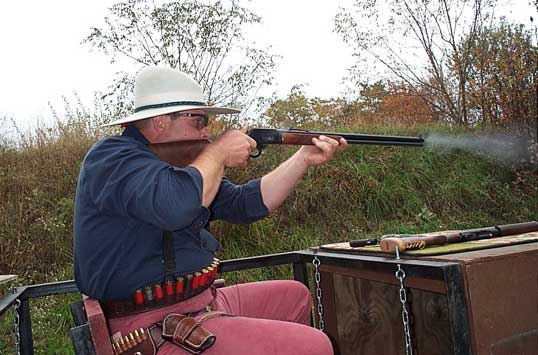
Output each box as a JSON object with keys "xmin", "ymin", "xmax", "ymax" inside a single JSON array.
[
  {"xmin": 379, "ymin": 221, "xmax": 538, "ymax": 253},
  {"xmin": 149, "ymin": 127, "xmax": 424, "ymax": 167}
]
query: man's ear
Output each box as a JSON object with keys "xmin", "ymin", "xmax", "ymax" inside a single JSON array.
[{"xmin": 151, "ymin": 115, "xmax": 169, "ymax": 132}]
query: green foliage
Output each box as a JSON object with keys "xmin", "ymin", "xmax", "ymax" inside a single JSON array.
[{"xmin": 0, "ymin": 267, "xmax": 77, "ymax": 355}]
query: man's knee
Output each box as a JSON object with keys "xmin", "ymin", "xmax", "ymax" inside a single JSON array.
[
  {"xmin": 204, "ymin": 317, "xmax": 333, "ymax": 355},
  {"xmin": 282, "ymin": 280, "xmax": 311, "ymax": 304},
  {"xmin": 293, "ymin": 326, "xmax": 334, "ymax": 355},
  {"xmin": 277, "ymin": 280, "xmax": 312, "ymax": 324}
]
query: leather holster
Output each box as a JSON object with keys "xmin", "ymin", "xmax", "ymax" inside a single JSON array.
[
  {"xmin": 112, "ymin": 311, "xmax": 229, "ymax": 355},
  {"xmin": 161, "ymin": 313, "xmax": 217, "ymax": 354}
]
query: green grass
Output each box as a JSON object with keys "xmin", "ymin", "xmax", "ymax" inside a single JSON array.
[{"xmin": 0, "ymin": 122, "xmax": 537, "ymax": 353}]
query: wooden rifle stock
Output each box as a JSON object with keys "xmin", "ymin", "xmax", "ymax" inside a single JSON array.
[
  {"xmin": 379, "ymin": 221, "xmax": 538, "ymax": 253},
  {"xmin": 149, "ymin": 139, "xmax": 210, "ymax": 167},
  {"xmin": 148, "ymin": 128, "xmax": 424, "ymax": 166}
]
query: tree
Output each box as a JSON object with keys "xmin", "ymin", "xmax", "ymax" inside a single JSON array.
[
  {"xmin": 335, "ymin": 0, "xmax": 494, "ymax": 126},
  {"xmin": 379, "ymin": 83, "xmax": 437, "ymax": 124},
  {"xmin": 265, "ymin": 86, "xmax": 348, "ymax": 128},
  {"xmin": 465, "ymin": 22, "xmax": 538, "ymax": 127},
  {"xmin": 84, "ymin": 0, "xmax": 277, "ymax": 123}
]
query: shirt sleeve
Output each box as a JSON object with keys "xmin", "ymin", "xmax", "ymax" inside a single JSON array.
[
  {"xmin": 83, "ymin": 138, "xmax": 205, "ymax": 231},
  {"xmin": 209, "ymin": 177, "xmax": 269, "ymax": 224}
]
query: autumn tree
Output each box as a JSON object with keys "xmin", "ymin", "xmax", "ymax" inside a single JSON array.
[
  {"xmin": 265, "ymin": 86, "xmax": 348, "ymax": 128},
  {"xmin": 465, "ymin": 21, "xmax": 538, "ymax": 127},
  {"xmin": 347, "ymin": 81, "xmax": 436, "ymax": 125},
  {"xmin": 379, "ymin": 83, "xmax": 436, "ymax": 125},
  {"xmin": 84, "ymin": 0, "xmax": 277, "ymax": 123},
  {"xmin": 335, "ymin": 0, "xmax": 494, "ymax": 126}
]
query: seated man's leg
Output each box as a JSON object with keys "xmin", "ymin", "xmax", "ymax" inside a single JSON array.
[
  {"xmin": 211, "ymin": 280, "xmax": 312, "ymax": 325},
  {"xmin": 158, "ymin": 315, "xmax": 333, "ymax": 355}
]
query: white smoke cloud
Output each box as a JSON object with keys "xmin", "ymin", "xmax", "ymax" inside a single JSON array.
[{"xmin": 425, "ymin": 128, "xmax": 537, "ymax": 169}]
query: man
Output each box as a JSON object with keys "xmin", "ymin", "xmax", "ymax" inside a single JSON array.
[{"xmin": 74, "ymin": 66, "xmax": 347, "ymax": 354}]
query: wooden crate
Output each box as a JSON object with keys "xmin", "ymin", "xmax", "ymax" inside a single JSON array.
[{"xmin": 306, "ymin": 243, "xmax": 538, "ymax": 355}]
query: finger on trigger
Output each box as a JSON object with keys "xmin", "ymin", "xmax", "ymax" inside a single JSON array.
[{"xmin": 247, "ymin": 136, "xmax": 257, "ymax": 149}]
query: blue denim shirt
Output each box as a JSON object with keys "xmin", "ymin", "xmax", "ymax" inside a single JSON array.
[{"xmin": 73, "ymin": 125, "xmax": 269, "ymax": 300}]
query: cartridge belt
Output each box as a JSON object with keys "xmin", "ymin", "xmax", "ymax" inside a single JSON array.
[
  {"xmin": 110, "ymin": 311, "xmax": 232, "ymax": 355},
  {"xmin": 102, "ymin": 258, "xmax": 220, "ymax": 319}
]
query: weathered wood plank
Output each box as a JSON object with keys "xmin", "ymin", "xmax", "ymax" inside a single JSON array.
[
  {"xmin": 333, "ymin": 274, "xmax": 405, "ymax": 355},
  {"xmin": 412, "ymin": 288, "xmax": 452, "ymax": 354},
  {"xmin": 0, "ymin": 274, "xmax": 17, "ymax": 285}
]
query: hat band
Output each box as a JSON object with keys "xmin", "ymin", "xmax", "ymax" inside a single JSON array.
[{"xmin": 134, "ymin": 101, "xmax": 206, "ymax": 113}]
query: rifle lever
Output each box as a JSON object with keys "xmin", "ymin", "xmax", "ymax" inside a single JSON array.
[{"xmin": 250, "ymin": 149, "xmax": 262, "ymax": 158}]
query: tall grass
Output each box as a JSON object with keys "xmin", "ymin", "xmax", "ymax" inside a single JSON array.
[{"xmin": 1, "ymin": 118, "xmax": 536, "ymax": 283}]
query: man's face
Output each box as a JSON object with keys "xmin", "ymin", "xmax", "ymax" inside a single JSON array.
[{"xmin": 163, "ymin": 109, "xmax": 211, "ymax": 141}]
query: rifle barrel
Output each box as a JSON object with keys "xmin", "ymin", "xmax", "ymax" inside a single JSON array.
[
  {"xmin": 345, "ymin": 139, "xmax": 424, "ymax": 146},
  {"xmin": 285, "ymin": 129, "xmax": 424, "ymax": 146}
]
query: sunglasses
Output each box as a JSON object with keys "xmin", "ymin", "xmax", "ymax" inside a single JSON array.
[{"xmin": 170, "ymin": 112, "xmax": 209, "ymax": 129}]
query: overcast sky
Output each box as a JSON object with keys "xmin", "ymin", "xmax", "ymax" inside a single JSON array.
[{"xmin": 0, "ymin": 0, "xmax": 535, "ymax": 130}]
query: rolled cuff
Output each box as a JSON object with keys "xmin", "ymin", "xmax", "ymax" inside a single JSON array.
[{"xmin": 240, "ymin": 178, "xmax": 270, "ymax": 223}]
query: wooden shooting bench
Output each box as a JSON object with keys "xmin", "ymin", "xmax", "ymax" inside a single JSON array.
[
  {"xmin": 312, "ymin": 241, "xmax": 538, "ymax": 355},
  {"xmin": 70, "ymin": 296, "xmax": 114, "ymax": 355}
]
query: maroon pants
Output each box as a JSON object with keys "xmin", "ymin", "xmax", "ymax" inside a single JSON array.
[{"xmin": 108, "ymin": 280, "xmax": 333, "ymax": 355}]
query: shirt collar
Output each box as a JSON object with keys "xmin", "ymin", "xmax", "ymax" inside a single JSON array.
[{"xmin": 122, "ymin": 125, "xmax": 150, "ymax": 145}]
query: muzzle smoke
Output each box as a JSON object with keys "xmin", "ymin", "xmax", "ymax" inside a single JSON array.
[{"xmin": 425, "ymin": 129, "xmax": 538, "ymax": 169}]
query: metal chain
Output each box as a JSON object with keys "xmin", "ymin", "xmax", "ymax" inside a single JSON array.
[
  {"xmin": 395, "ymin": 247, "xmax": 413, "ymax": 355},
  {"xmin": 312, "ymin": 255, "xmax": 325, "ymax": 331},
  {"xmin": 406, "ymin": 288, "xmax": 418, "ymax": 352},
  {"xmin": 12, "ymin": 298, "xmax": 21, "ymax": 355}
]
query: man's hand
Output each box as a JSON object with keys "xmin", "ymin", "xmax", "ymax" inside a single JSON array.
[
  {"xmin": 296, "ymin": 135, "xmax": 348, "ymax": 167},
  {"xmin": 210, "ymin": 128, "xmax": 257, "ymax": 167},
  {"xmin": 190, "ymin": 128, "xmax": 256, "ymax": 207}
]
